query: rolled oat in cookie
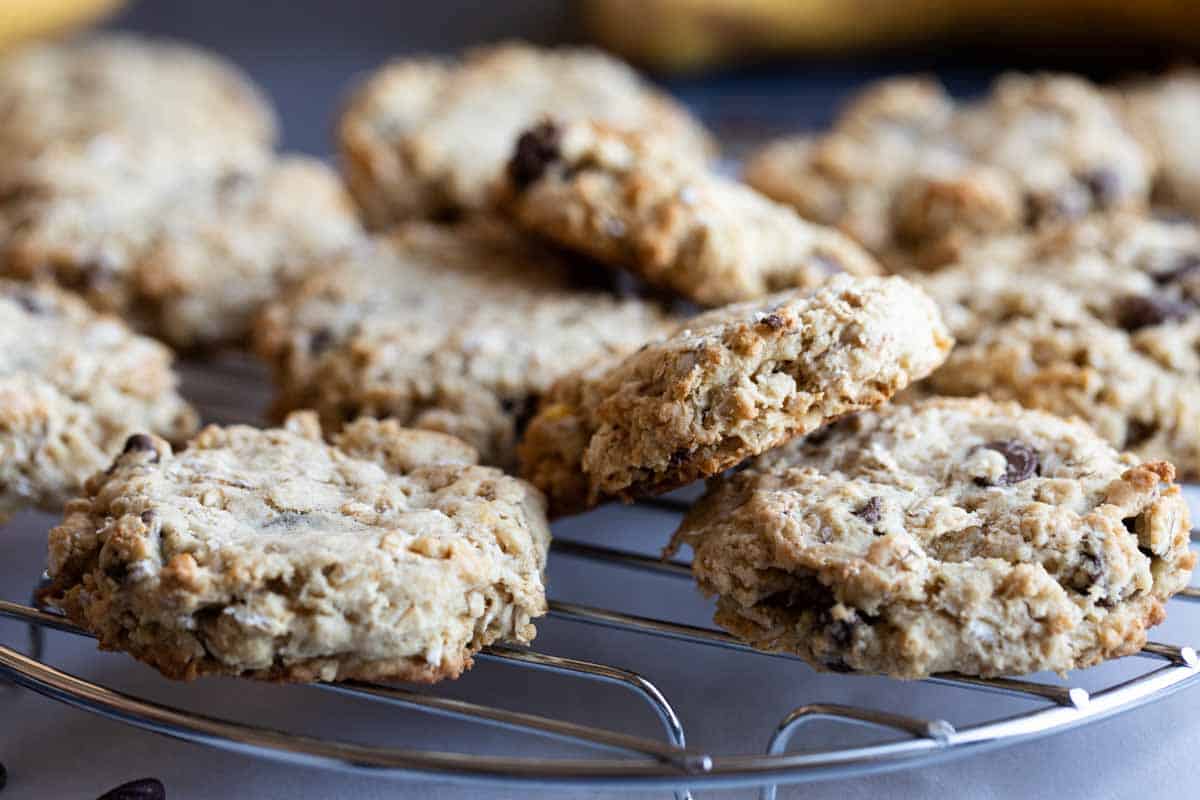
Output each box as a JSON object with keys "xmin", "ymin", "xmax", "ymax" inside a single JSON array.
[
  {"xmin": 0, "ymin": 280, "xmax": 196, "ymax": 522},
  {"xmin": 519, "ymin": 274, "xmax": 952, "ymax": 517},
  {"xmin": 500, "ymin": 120, "xmax": 882, "ymax": 306},
  {"xmin": 669, "ymin": 397, "xmax": 1195, "ymax": 679},
  {"xmin": 338, "ymin": 41, "xmax": 714, "ymax": 226},
  {"xmin": 43, "ymin": 412, "xmax": 551, "ymax": 683},
  {"xmin": 745, "ymin": 73, "xmax": 1152, "ymax": 268},
  {"xmin": 916, "ymin": 213, "xmax": 1200, "ymax": 478},
  {"xmin": 254, "ymin": 218, "xmax": 676, "ymax": 468}
]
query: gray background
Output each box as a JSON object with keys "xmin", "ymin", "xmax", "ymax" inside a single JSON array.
[{"xmin": 2, "ymin": 2, "xmax": 1199, "ymax": 798}]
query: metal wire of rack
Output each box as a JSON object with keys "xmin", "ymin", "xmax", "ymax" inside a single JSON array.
[{"xmin": 2, "ymin": 359, "xmax": 1198, "ymax": 797}]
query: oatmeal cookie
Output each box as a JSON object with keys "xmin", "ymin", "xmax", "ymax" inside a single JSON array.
[
  {"xmin": 669, "ymin": 397, "xmax": 1194, "ymax": 678},
  {"xmin": 254, "ymin": 218, "xmax": 675, "ymax": 467},
  {"xmin": 745, "ymin": 74, "xmax": 1152, "ymax": 267},
  {"xmin": 500, "ymin": 120, "xmax": 881, "ymax": 306},
  {"xmin": 338, "ymin": 41, "xmax": 713, "ymax": 226},
  {"xmin": 917, "ymin": 213, "xmax": 1200, "ymax": 478},
  {"xmin": 0, "ymin": 280, "xmax": 197, "ymax": 521},
  {"xmin": 519, "ymin": 274, "xmax": 952, "ymax": 516},
  {"xmin": 43, "ymin": 412, "xmax": 551, "ymax": 683},
  {"xmin": 1, "ymin": 156, "xmax": 362, "ymax": 350}
]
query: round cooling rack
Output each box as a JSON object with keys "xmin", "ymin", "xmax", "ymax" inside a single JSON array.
[{"xmin": 1, "ymin": 357, "xmax": 1198, "ymax": 798}]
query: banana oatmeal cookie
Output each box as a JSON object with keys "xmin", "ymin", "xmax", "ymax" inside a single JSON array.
[
  {"xmin": 44, "ymin": 412, "xmax": 551, "ymax": 683},
  {"xmin": 669, "ymin": 397, "xmax": 1194, "ymax": 678}
]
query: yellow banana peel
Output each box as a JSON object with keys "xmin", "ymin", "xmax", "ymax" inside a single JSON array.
[
  {"xmin": 0, "ymin": 0, "xmax": 124, "ymax": 49},
  {"xmin": 583, "ymin": 0, "xmax": 1200, "ymax": 72}
]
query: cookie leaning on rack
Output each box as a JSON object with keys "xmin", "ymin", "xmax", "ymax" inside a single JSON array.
[
  {"xmin": 519, "ymin": 274, "xmax": 952, "ymax": 517},
  {"xmin": 42, "ymin": 412, "xmax": 551, "ymax": 683}
]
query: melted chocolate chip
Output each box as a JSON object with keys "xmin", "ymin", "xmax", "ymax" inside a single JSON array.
[
  {"xmin": 757, "ymin": 312, "xmax": 786, "ymax": 331},
  {"xmin": 1078, "ymin": 167, "xmax": 1123, "ymax": 208},
  {"xmin": 1124, "ymin": 419, "xmax": 1158, "ymax": 448},
  {"xmin": 1115, "ymin": 294, "xmax": 1194, "ymax": 331},
  {"xmin": 827, "ymin": 618, "xmax": 855, "ymax": 648},
  {"xmin": 1070, "ymin": 541, "xmax": 1106, "ymax": 596},
  {"xmin": 122, "ymin": 434, "xmax": 157, "ymax": 456},
  {"xmin": 500, "ymin": 396, "xmax": 537, "ymax": 437},
  {"xmin": 507, "ymin": 121, "xmax": 561, "ymax": 189},
  {"xmin": 11, "ymin": 290, "xmax": 48, "ymax": 315},
  {"xmin": 975, "ymin": 440, "xmax": 1040, "ymax": 487},
  {"xmin": 667, "ymin": 447, "xmax": 691, "ymax": 468},
  {"xmin": 96, "ymin": 778, "xmax": 165, "ymax": 800},
  {"xmin": 308, "ymin": 327, "xmax": 334, "ymax": 354},
  {"xmin": 1152, "ymin": 253, "xmax": 1200, "ymax": 286},
  {"xmin": 854, "ymin": 496, "xmax": 884, "ymax": 526},
  {"xmin": 823, "ymin": 658, "xmax": 855, "ymax": 674}
]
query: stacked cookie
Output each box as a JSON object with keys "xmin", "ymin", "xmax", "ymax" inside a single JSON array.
[{"xmin": 5, "ymin": 33, "xmax": 1191, "ymax": 687}]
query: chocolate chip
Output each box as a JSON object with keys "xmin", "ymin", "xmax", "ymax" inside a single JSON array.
[
  {"xmin": 217, "ymin": 170, "xmax": 252, "ymax": 194},
  {"xmin": 140, "ymin": 510, "xmax": 156, "ymax": 526},
  {"xmin": 1152, "ymin": 253, "xmax": 1200, "ymax": 286},
  {"xmin": 827, "ymin": 618, "xmax": 855, "ymax": 647},
  {"xmin": 823, "ymin": 658, "xmax": 855, "ymax": 673},
  {"xmin": 1124, "ymin": 419, "xmax": 1158, "ymax": 448},
  {"xmin": 1078, "ymin": 167, "xmax": 1122, "ymax": 208},
  {"xmin": 500, "ymin": 396, "xmax": 537, "ymax": 437},
  {"xmin": 11, "ymin": 290, "xmax": 48, "ymax": 315},
  {"xmin": 507, "ymin": 121, "xmax": 561, "ymax": 189},
  {"xmin": 757, "ymin": 312, "xmax": 786, "ymax": 331},
  {"xmin": 96, "ymin": 778, "xmax": 165, "ymax": 800},
  {"xmin": 122, "ymin": 434, "xmax": 157, "ymax": 456},
  {"xmin": 1069, "ymin": 539, "xmax": 1105, "ymax": 595},
  {"xmin": 1123, "ymin": 516, "xmax": 1138, "ymax": 535},
  {"xmin": 854, "ymin": 496, "xmax": 883, "ymax": 525},
  {"xmin": 1115, "ymin": 294, "xmax": 1194, "ymax": 331},
  {"xmin": 975, "ymin": 440, "xmax": 1040, "ymax": 486},
  {"xmin": 308, "ymin": 327, "xmax": 333, "ymax": 354},
  {"xmin": 667, "ymin": 447, "xmax": 691, "ymax": 468}
]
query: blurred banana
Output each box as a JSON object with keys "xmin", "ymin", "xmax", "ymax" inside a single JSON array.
[
  {"xmin": 0, "ymin": 0, "xmax": 124, "ymax": 49},
  {"xmin": 583, "ymin": 0, "xmax": 1200, "ymax": 72}
]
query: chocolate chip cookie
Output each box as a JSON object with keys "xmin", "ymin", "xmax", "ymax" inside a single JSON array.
[
  {"xmin": 338, "ymin": 41, "xmax": 714, "ymax": 226},
  {"xmin": 669, "ymin": 397, "xmax": 1195, "ymax": 678},
  {"xmin": 43, "ymin": 412, "xmax": 551, "ymax": 683},
  {"xmin": 0, "ymin": 280, "xmax": 197, "ymax": 522},
  {"xmin": 254, "ymin": 218, "xmax": 675, "ymax": 468},
  {"xmin": 745, "ymin": 74, "xmax": 1152, "ymax": 268},
  {"xmin": 500, "ymin": 120, "xmax": 882, "ymax": 306},
  {"xmin": 917, "ymin": 213, "xmax": 1200, "ymax": 478},
  {"xmin": 519, "ymin": 274, "xmax": 952, "ymax": 516}
]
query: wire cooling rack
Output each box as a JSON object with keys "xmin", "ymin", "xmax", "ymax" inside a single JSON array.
[{"xmin": 1, "ymin": 357, "xmax": 1198, "ymax": 798}]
